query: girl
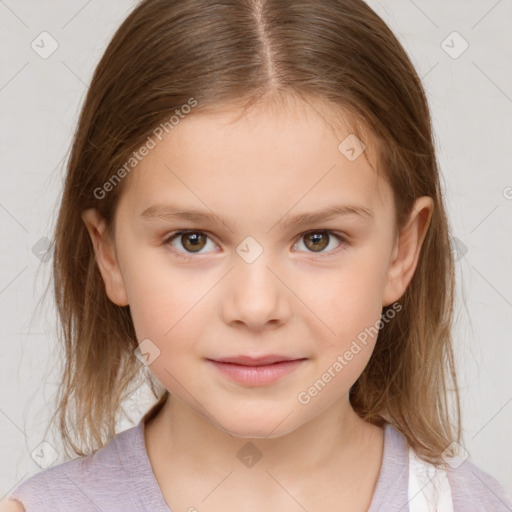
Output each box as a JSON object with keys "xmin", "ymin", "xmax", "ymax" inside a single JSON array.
[{"xmin": 4, "ymin": 0, "xmax": 511, "ymax": 510}]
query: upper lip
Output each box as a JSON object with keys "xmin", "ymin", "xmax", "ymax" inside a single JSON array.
[{"xmin": 208, "ymin": 355, "xmax": 306, "ymax": 366}]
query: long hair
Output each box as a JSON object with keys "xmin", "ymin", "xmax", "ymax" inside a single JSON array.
[{"xmin": 49, "ymin": 0, "xmax": 460, "ymax": 463}]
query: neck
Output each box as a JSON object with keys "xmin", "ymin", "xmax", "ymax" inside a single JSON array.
[{"xmin": 144, "ymin": 392, "xmax": 382, "ymax": 481}]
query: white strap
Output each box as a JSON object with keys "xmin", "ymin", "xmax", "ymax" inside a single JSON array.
[{"xmin": 408, "ymin": 446, "xmax": 454, "ymax": 512}]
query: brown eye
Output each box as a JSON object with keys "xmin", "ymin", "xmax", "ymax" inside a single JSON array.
[
  {"xmin": 304, "ymin": 232, "xmax": 329, "ymax": 252},
  {"xmin": 167, "ymin": 231, "xmax": 215, "ymax": 254},
  {"xmin": 180, "ymin": 232, "xmax": 207, "ymax": 252},
  {"xmin": 295, "ymin": 230, "xmax": 345, "ymax": 254}
]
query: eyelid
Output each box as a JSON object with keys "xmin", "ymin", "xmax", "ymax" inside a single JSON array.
[
  {"xmin": 163, "ymin": 229, "xmax": 220, "ymax": 259},
  {"xmin": 163, "ymin": 229, "xmax": 349, "ymax": 259},
  {"xmin": 293, "ymin": 229, "xmax": 348, "ymax": 257}
]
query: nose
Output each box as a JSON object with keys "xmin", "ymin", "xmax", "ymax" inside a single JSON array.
[{"xmin": 220, "ymin": 251, "xmax": 291, "ymax": 331}]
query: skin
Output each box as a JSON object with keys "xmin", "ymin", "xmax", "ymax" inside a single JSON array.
[{"xmin": 82, "ymin": 97, "xmax": 433, "ymax": 511}]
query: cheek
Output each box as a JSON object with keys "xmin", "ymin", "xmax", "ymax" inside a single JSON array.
[
  {"xmin": 310, "ymin": 257, "xmax": 387, "ymax": 338},
  {"xmin": 299, "ymin": 275, "xmax": 384, "ymax": 404},
  {"xmin": 300, "ymin": 257, "xmax": 389, "ymax": 396},
  {"xmin": 126, "ymin": 269, "xmax": 207, "ymax": 392},
  {"xmin": 128, "ymin": 276, "xmax": 202, "ymax": 343},
  {"xmin": 119, "ymin": 243, "xmax": 202, "ymax": 335}
]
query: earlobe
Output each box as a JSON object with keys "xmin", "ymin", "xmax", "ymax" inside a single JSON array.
[
  {"xmin": 382, "ymin": 196, "xmax": 433, "ymax": 307},
  {"xmin": 81, "ymin": 208, "xmax": 129, "ymax": 306}
]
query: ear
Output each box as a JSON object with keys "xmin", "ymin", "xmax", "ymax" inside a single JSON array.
[
  {"xmin": 81, "ymin": 208, "xmax": 129, "ymax": 306},
  {"xmin": 382, "ymin": 196, "xmax": 433, "ymax": 307}
]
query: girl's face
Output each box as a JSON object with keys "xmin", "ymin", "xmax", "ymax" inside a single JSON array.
[{"xmin": 83, "ymin": 98, "xmax": 431, "ymax": 438}]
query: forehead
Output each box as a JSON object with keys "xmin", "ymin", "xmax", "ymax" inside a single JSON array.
[{"xmin": 118, "ymin": 98, "xmax": 392, "ymax": 224}]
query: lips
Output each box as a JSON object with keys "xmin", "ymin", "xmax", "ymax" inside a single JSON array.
[
  {"xmin": 209, "ymin": 355, "xmax": 305, "ymax": 366},
  {"xmin": 206, "ymin": 355, "xmax": 307, "ymax": 386}
]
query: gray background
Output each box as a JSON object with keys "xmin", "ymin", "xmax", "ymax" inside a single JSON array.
[{"xmin": 1, "ymin": 0, "xmax": 511, "ymax": 501}]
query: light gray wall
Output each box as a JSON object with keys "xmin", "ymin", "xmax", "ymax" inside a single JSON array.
[{"xmin": 1, "ymin": 0, "xmax": 511, "ymax": 500}]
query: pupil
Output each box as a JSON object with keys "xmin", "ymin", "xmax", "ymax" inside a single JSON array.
[
  {"xmin": 307, "ymin": 232, "xmax": 328, "ymax": 252},
  {"xmin": 183, "ymin": 233, "xmax": 205, "ymax": 252}
]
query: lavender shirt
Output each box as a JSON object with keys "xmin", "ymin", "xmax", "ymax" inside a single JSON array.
[{"xmin": 9, "ymin": 419, "xmax": 512, "ymax": 511}]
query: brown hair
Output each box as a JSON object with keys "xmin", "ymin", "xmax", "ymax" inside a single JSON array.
[{"xmin": 47, "ymin": 0, "xmax": 460, "ymax": 463}]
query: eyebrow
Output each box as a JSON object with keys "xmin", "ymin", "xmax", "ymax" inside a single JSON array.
[{"xmin": 140, "ymin": 203, "xmax": 373, "ymax": 228}]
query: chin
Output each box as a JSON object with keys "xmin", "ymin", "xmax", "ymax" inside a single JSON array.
[{"xmin": 222, "ymin": 423, "xmax": 294, "ymax": 439}]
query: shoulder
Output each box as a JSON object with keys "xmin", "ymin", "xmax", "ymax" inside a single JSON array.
[
  {"xmin": 0, "ymin": 498, "xmax": 25, "ymax": 512},
  {"xmin": 6, "ymin": 422, "xmax": 141, "ymax": 511},
  {"xmin": 447, "ymin": 457, "xmax": 512, "ymax": 511},
  {"xmin": 377, "ymin": 423, "xmax": 512, "ymax": 512}
]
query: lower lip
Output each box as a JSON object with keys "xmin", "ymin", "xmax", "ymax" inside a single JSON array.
[{"xmin": 208, "ymin": 359, "xmax": 306, "ymax": 386}]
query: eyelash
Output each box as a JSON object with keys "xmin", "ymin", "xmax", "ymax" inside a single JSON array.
[{"xmin": 163, "ymin": 230, "xmax": 348, "ymax": 260}]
